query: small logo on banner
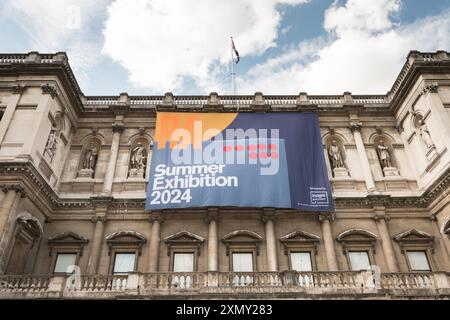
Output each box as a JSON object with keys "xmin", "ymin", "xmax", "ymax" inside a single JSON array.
[{"xmin": 310, "ymin": 188, "xmax": 329, "ymax": 205}]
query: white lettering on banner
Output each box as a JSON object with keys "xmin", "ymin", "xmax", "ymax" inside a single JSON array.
[{"xmin": 150, "ymin": 164, "xmax": 238, "ymax": 205}]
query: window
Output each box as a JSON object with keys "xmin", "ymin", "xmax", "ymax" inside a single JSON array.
[
  {"xmin": 232, "ymin": 253, "xmax": 253, "ymax": 272},
  {"xmin": 290, "ymin": 252, "xmax": 312, "ymax": 272},
  {"xmin": 173, "ymin": 253, "xmax": 194, "ymax": 272},
  {"xmin": 407, "ymin": 251, "xmax": 431, "ymax": 271},
  {"xmin": 106, "ymin": 231, "xmax": 146, "ymax": 274},
  {"xmin": 393, "ymin": 229, "xmax": 435, "ymax": 271},
  {"xmin": 348, "ymin": 251, "xmax": 371, "ymax": 271},
  {"xmin": 54, "ymin": 253, "xmax": 77, "ymax": 273},
  {"xmin": 113, "ymin": 253, "xmax": 136, "ymax": 274}
]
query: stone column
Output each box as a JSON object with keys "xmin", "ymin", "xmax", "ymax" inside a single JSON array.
[
  {"xmin": 148, "ymin": 212, "xmax": 163, "ymax": 272},
  {"xmin": 350, "ymin": 120, "xmax": 376, "ymax": 192},
  {"xmin": 319, "ymin": 213, "xmax": 338, "ymax": 271},
  {"xmin": 374, "ymin": 214, "xmax": 399, "ymax": 272},
  {"xmin": 431, "ymin": 215, "xmax": 450, "ymax": 263},
  {"xmin": 102, "ymin": 123, "xmax": 123, "ymax": 195},
  {"xmin": 20, "ymin": 85, "xmax": 55, "ymax": 160},
  {"xmin": 0, "ymin": 85, "xmax": 24, "ymax": 144},
  {"xmin": 262, "ymin": 209, "xmax": 278, "ymax": 272},
  {"xmin": 206, "ymin": 208, "xmax": 219, "ymax": 272},
  {"xmin": 0, "ymin": 185, "xmax": 25, "ymax": 274},
  {"xmin": 86, "ymin": 215, "xmax": 107, "ymax": 274}
]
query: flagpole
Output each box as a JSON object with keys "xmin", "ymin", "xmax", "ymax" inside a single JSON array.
[
  {"xmin": 230, "ymin": 36, "xmax": 238, "ymax": 110},
  {"xmin": 230, "ymin": 37, "xmax": 236, "ymax": 96}
]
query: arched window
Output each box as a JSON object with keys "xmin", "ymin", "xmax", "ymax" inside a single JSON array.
[
  {"xmin": 222, "ymin": 230, "xmax": 262, "ymax": 272},
  {"xmin": 394, "ymin": 229, "xmax": 435, "ymax": 271}
]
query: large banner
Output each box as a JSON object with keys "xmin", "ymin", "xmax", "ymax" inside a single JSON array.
[{"xmin": 145, "ymin": 112, "xmax": 334, "ymax": 212}]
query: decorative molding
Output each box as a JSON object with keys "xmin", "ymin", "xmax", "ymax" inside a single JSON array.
[
  {"xmin": 419, "ymin": 83, "xmax": 438, "ymax": 96},
  {"xmin": 163, "ymin": 231, "xmax": 205, "ymax": 256},
  {"xmin": 279, "ymin": 230, "xmax": 320, "ymax": 255},
  {"xmin": 41, "ymin": 83, "xmax": 58, "ymax": 98},
  {"xmin": 349, "ymin": 120, "xmax": 362, "ymax": 133},
  {"xmin": 393, "ymin": 229, "xmax": 434, "ymax": 254},
  {"xmin": 11, "ymin": 83, "xmax": 26, "ymax": 94}
]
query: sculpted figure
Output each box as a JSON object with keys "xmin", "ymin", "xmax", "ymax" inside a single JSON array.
[
  {"xmin": 376, "ymin": 140, "xmax": 392, "ymax": 169},
  {"xmin": 83, "ymin": 144, "xmax": 98, "ymax": 170},
  {"xmin": 418, "ymin": 119, "xmax": 434, "ymax": 149},
  {"xmin": 328, "ymin": 139, "xmax": 344, "ymax": 169},
  {"xmin": 130, "ymin": 142, "xmax": 147, "ymax": 170}
]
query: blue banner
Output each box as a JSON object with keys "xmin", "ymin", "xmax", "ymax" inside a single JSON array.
[{"xmin": 145, "ymin": 112, "xmax": 334, "ymax": 212}]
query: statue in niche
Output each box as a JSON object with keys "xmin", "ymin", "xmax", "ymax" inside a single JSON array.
[
  {"xmin": 417, "ymin": 118, "xmax": 434, "ymax": 149},
  {"xmin": 82, "ymin": 144, "xmax": 98, "ymax": 171},
  {"xmin": 130, "ymin": 142, "xmax": 147, "ymax": 170},
  {"xmin": 44, "ymin": 129, "xmax": 58, "ymax": 161},
  {"xmin": 328, "ymin": 139, "xmax": 345, "ymax": 169},
  {"xmin": 376, "ymin": 140, "xmax": 392, "ymax": 169},
  {"xmin": 128, "ymin": 142, "xmax": 147, "ymax": 178}
]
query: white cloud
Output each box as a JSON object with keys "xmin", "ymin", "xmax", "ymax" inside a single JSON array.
[
  {"xmin": 237, "ymin": 0, "xmax": 450, "ymax": 94},
  {"xmin": 1, "ymin": 0, "xmax": 109, "ymax": 88},
  {"xmin": 102, "ymin": 0, "xmax": 310, "ymax": 92}
]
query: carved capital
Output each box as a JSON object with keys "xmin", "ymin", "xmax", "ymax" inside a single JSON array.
[
  {"xmin": 112, "ymin": 123, "xmax": 124, "ymax": 134},
  {"xmin": 41, "ymin": 83, "xmax": 58, "ymax": 98},
  {"xmin": 318, "ymin": 212, "xmax": 335, "ymax": 222},
  {"xmin": 205, "ymin": 208, "xmax": 220, "ymax": 223},
  {"xmin": 261, "ymin": 208, "xmax": 276, "ymax": 223},
  {"xmin": 373, "ymin": 214, "xmax": 390, "ymax": 222},
  {"xmin": 11, "ymin": 83, "xmax": 26, "ymax": 95},
  {"xmin": 1, "ymin": 185, "xmax": 26, "ymax": 198},
  {"xmin": 420, "ymin": 83, "xmax": 438, "ymax": 96},
  {"xmin": 149, "ymin": 211, "xmax": 164, "ymax": 224},
  {"xmin": 349, "ymin": 121, "xmax": 362, "ymax": 133},
  {"xmin": 91, "ymin": 215, "xmax": 107, "ymax": 224}
]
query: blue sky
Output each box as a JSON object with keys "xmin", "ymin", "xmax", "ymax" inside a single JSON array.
[{"xmin": 1, "ymin": 0, "xmax": 449, "ymax": 96}]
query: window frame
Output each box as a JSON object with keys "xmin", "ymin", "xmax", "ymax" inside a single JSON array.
[
  {"xmin": 105, "ymin": 231, "xmax": 146, "ymax": 275},
  {"xmin": 405, "ymin": 250, "xmax": 432, "ymax": 272},
  {"xmin": 289, "ymin": 251, "xmax": 314, "ymax": 272},
  {"xmin": 231, "ymin": 251, "xmax": 255, "ymax": 272},
  {"xmin": 347, "ymin": 250, "xmax": 372, "ymax": 271},
  {"xmin": 171, "ymin": 250, "xmax": 197, "ymax": 273},
  {"xmin": 53, "ymin": 252, "xmax": 79, "ymax": 274},
  {"xmin": 111, "ymin": 251, "xmax": 138, "ymax": 275},
  {"xmin": 337, "ymin": 229, "xmax": 378, "ymax": 271},
  {"xmin": 393, "ymin": 229, "xmax": 436, "ymax": 272}
]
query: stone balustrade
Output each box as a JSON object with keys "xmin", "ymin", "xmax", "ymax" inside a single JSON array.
[{"xmin": 0, "ymin": 271, "xmax": 448, "ymax": 299}]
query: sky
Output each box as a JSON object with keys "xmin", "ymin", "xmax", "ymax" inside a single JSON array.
[{"xmin": 1, "ymin": 0, "xmax": 449, "ymax": 96}]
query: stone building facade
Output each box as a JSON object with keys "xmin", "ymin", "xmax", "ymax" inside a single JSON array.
[{"xmin": 0, "ymin": 51, "xmax": 449, "ymax": 299}]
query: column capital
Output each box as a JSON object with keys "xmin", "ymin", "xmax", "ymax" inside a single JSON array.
[
  {"xmin": 11, "ymin": 83, "xmax": 26, "ymax": 95},
  {"xmin": 349, "ymin": 120, "xmax": 362, "ymax": 133},
  {"xmin": 149, "ymin": 211, "xmax": 164, "ymax": 224},
  {"xmin": 1, "ymin": 184, "xmax": 26, "ymax": 198},
  {"xmin": 90, "ymin": 215, "xmax": 107, "ymax": 224},
  {"xmin": 318, "ymin": 212, "xmax": 335, "ymax": 222},
  {"xmin": 419, "ymin": 83, "xmax": 438, "ymax": 96},
  {"xmin": 112, "ymin": 123, "xmax": 124, "ymax": 133},
  {"xmin": 41, "ymin": 83, "xmax": 58, "ymax": 98},
  {"xmin": 373, "ymin": 214, "xmax": 391, "ymax": 222},
  {"xmin": 205, "ymin": 208, "xmax": 220, "ymax": 223},
  {"xmin": 261, "ymin": 208, "xmax": 277, "ymax": 223}
]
